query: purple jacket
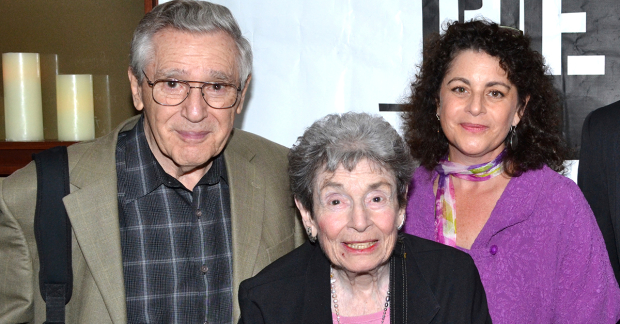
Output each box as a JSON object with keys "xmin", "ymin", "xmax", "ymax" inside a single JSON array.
[{"xmin": 404, "ymin": 165, "xmax": 620, "ymax": 323}]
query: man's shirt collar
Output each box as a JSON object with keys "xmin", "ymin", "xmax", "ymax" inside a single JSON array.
[{"xmin": 120, "ymin": 116, "xmax": 227, "ymax": 201}]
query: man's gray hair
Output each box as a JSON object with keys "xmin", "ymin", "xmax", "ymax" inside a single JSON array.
[
  {"xmin": 289, "ymin": 112, "xmax": 415, "ymax": 215},
  {"xmin": 129, "ymin": 0, "xmax": 252, "ymax": 88}
]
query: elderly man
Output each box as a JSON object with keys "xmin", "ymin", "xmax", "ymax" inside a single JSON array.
[{"xmin": 0, "ymin": 1, "xmax": 303, "ymax": 323}]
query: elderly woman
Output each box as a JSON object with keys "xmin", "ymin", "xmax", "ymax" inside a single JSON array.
[
  {"xmin": 402, "ymin": 20, "xmax": 620, "ymax": 323},
  {"xmin": 238, "ymin": 112, "xmax": 491, "ymax": 323}
]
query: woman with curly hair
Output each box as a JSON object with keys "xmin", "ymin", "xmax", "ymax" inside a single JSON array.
[{"xmin": 402, "ymin": 20, "xmax": 620, "ymax": 323}]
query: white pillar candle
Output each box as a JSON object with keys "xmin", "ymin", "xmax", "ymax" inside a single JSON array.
[
  {"xmin": 56, "ymin": 74, "xmax": 95, "ymax": 141},
  {"xmin": 2, "ymin": 53, "xmax": 45, "ymax": 141}
]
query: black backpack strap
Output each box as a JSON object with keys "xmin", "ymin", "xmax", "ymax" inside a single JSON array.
[{"xmin": 33, "ymin": 146, "xmax": 72, "ymax": 324}]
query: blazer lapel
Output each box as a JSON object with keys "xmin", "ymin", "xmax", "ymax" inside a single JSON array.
[
  {"xmin": 64, "ymin": 180, "xmax": 125, "ymax": 323},
  {"xmin": 61, "ymin": 119, "xmax": 137, "ymax": 324},
  {"xmin": 407, "ymin": 255, "xmax": 440, "ymax": 323},
  {"xmin": 301, "ymin": 244, "xmax": 332, "ymax": 324},
  {"xmin": 224, "ymin": 130, "xmax": 265, "ymax": 319}
]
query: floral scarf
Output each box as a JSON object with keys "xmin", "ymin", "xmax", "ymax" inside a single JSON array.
[{"xmin": 433, "ymin": 151, "xmax": 505, "ymax": 246}]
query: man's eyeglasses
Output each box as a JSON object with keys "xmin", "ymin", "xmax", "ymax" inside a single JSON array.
[{"xmin": 142, "ymin": 71, "xmax": 241, "ymax": 109}]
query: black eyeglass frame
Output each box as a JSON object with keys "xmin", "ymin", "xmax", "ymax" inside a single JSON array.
[{"xmin": 142, "ymin": 71, "xmax": 242, "ymax": 109}]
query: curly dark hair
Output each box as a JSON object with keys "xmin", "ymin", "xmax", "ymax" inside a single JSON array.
[{"xmin": 402, "ymin": 20, "xmax": 570, "ymax": 176}]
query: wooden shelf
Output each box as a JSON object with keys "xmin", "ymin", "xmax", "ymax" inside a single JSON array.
[{"xmin": 0, "ymin": 141, "xmax": 76, "ymax": 176}]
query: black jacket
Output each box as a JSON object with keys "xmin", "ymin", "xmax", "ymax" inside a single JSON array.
[
  {"xmin": 579, "ymin": 100, "xmax": 620, "ymax": 286},
  {"xmin": 238, "ymin": 233, "xmax": 491, "ymax": 323}
]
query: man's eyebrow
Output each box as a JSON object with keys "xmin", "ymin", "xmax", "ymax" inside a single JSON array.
[
  {"xmin": 154, "ymin": 68, "xmax": 187, "ymax": 79},
  {"xmin": 209, "ymin": 70, "xmax": 236, "ymax": 82}
]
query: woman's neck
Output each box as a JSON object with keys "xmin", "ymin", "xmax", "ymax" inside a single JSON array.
[
  {"xmin": 447, "ymin": 145, "xmax": 505, "ymax": 166},
  {"xmin": 331, "ymin": 263, "xmax": 390, "ymax": 316}
]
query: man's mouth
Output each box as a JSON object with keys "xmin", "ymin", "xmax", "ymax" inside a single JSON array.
[{"xmin": 177, "ymin": 130, "xmax": 209, "ymax": 141}]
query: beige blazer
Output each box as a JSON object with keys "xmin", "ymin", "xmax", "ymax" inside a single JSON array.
[{"xmin": 0, "ymin": 116, "xmax": 304, "ymax": 323}]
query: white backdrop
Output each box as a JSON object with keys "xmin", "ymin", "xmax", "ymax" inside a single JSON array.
[
  {"xmin": 160, "ymin": 0, "xmax": 423, "ymax": 146},
  {"xmin": 159, "ymin": 0, "xmax": 584, "ymax": 181}
]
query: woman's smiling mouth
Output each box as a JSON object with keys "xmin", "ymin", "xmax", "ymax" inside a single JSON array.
[
  {"xmin": 344, "ymin": 241, "xmax": 378, "ymax": 250},
  {"xmin": 460, "ymin": 123, "xmax": 488, "ymax": 133}
]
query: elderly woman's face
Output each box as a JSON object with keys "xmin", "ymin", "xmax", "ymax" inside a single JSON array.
[
  {"xmin": 297, "ymin": 159, "xmax": 404, "ymax": 274},
  {"xmin": 437, "ymin": 50, "xmax": 523, "ymax": 165}
]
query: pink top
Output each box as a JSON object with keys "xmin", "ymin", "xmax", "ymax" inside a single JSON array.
[{"xmin": 332, "ymin": 308, "xmax": 391, "ymax": 324}]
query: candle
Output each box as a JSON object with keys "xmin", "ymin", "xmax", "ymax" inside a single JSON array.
[
  {"xmin": 56, "ymin": 74, "xmax": 95, "ymax": 141},
  {"xmin": 2, "ymin": 53, "xmax": 45, "ymax": 141}
]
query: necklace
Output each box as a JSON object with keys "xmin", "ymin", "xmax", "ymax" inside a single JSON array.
[{"xmin": 330, "ymin": 265, "xmax": 390, "ymax": 324}]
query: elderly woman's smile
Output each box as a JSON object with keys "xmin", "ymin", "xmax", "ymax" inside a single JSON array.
[
  {"xmin": 343, "ymin": 241, "xmax": 377, "ymax": 251},
  {"xmin": 300, "ymin": 158, "xmax": 404, "ymax": 274}
]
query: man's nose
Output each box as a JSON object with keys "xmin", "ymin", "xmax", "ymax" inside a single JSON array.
[{"xmin": 181, "ymin": 86, "xmax": 209, "ymax": 123}]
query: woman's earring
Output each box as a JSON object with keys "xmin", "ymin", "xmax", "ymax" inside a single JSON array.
[
  {"xmin": 397, "ymin": 216, "xmax": 406, "ymax": 231},
  {"xmin": 306, "ymin": 226, "xmax": 317, "ymax": 243},
  {"xmin": 509, "ymin": 125, "xmax": 518, "ymax": 150},
  {"xmin": 436, "ymin": 113, "xmax": 440, "ymax": 121}
]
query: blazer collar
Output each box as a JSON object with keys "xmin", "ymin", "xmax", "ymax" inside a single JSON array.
[{"xmin": 62, "ymin": 116, "xmax": 140, "ymax": 324}]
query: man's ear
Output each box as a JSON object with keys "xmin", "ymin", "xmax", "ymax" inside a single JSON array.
[
  {"xmin": 235, "ymin": 74, "xmax": 252, "ymax": 114},
  {"xmin": 128, "ymin": 67, "xmax": 145, "ymax": 112}
]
